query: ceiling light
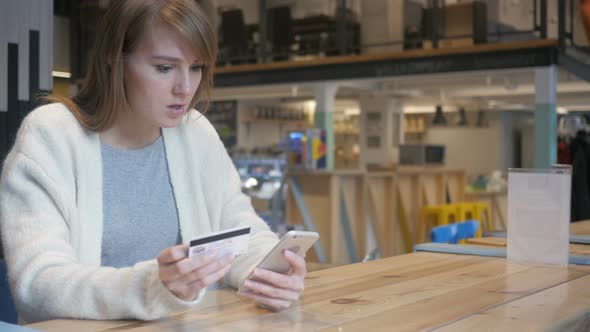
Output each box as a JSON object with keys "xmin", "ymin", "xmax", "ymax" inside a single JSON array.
[
  {"xmin": 52, "ymin": 70, "xmax": 71, "ymax": 79},
  {"xmin": 304, "ymin": 100, "xmax": 316, "ymax": 111}
]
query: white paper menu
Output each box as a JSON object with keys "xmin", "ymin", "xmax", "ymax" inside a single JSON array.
[{"xmin": 507, "ymin": 166, "xmax": 572, "ymax": 267}]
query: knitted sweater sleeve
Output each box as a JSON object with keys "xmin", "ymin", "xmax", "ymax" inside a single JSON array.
[{"xmin": 0, "ymin": 115, "xmax": 202, "ymax": 323}]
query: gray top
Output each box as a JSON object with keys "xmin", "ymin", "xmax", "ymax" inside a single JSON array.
[{"xmin": 100, "ymin": 136, "xmax": 181, "ymax": 268}]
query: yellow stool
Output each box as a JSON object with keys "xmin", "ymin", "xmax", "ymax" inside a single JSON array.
[
  {"xmin": 473, "ymin": 202, "xmax": 492, "ymax": 232},
  {"xmin": 451, "ymin": 202, "xmax": 491, "ymax": 236},
  {"xmin": 419, "ymin": 204, "xmax": 457, "ymax": 243},
  {"xmin": 452, "ymin": 202, "xmax": 482, "ymax": 237}
]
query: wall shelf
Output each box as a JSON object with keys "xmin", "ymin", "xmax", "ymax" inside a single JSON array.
[
  {"xmin": 241, "ymin": 118, "xmax": 312, "ymax": 136},
  {"xmin": 241, "ymin": 119, "xmax": 311, "ymax": 127}
]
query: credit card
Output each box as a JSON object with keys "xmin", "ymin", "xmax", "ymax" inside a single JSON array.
[{"xmin": 188, "ymin": 225, "xmax": 250, "ymax": 257}]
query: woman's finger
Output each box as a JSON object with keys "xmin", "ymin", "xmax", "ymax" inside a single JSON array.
[
  {"xmin": 185, "ymin": 254, "xmax": 234, "ymax": 286},
  {"xmin": 283, "ymin": 250, "xmax": 307, "ymax": 276},
  {"xmin": 250, "ymin": 268, "xmax": 304, "ymax": 292},
  {"xmin": 157, "ymin": 244, "xmax": 189, "ymax": 265},
  {"xmin": 241, "ymin": 279, "xmax": 300, "ymax": 302},
  {"xmin": 238, "ymin": 289, "xmax": 292, "ymax": 311},
  {"xmin": 159, "ymin": 251, "xmax": 219, "ymax": 283}
]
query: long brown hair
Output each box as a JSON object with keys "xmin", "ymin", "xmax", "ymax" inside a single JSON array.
[{"xmin": 47, "ymin": 0, "xmax": 217, "ymax": 131}]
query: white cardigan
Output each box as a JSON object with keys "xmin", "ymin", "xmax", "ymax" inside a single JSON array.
[{"xmin": 0, "ymin": 103, "xmax": 278, "ymax": 323}]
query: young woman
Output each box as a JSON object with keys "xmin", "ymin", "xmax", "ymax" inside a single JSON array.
[{"xmin": 0, "ymin": 0, "xmax": 305, "ymax": 323}]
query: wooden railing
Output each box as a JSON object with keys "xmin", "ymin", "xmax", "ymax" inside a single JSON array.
[{"xmin": 285, "ymin": 166, "xmax": 466, "ymax": 265}]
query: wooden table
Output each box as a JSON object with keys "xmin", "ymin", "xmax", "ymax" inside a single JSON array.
[
  {"xmin": 28, "ymin": 252, "xmax": 590, "ymax": 331},
  {"xmin": 436, "ymin": 273, "xmax": 590, "ymax": 331},
  {"xmin": 571, "ymin": 220, "xmax": 590, "ymax": 236},
  {"xmin": 466, "ymin": 237, "xmax": 590, "ymax": 256}
]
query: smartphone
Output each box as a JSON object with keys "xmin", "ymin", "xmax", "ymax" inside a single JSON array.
[{"xmin": 240, "ymin": 230, "xmax": 319, "ymax": 287}]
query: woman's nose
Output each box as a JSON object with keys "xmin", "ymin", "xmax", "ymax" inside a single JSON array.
[{"xmin": 173, "ymin": 72, "xmax": 192, "ymax": 96}]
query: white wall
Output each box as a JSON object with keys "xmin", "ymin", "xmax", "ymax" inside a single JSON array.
[
  {"xmin": 420, "ymin": 111, "xmax": 534, "ymax": 176},
  {"xmin": 237, "ymin": 119, "xmax": 288, "ymax": 150},
  {"xmin": 360, "ymin": 0, "xmax": 404, "ymax": 53},
  {"xmin": 487, "ymin": 0, "xmax": 535, "ymax": 32},
  {"xmin": 214, "ymin": 0, "xmax": 361, "ymax": 24},
  {"xmin": 359, "ymin": 94, "xmax": 403, "ymax": 166},
  {"xmin": 424, "ymin": 125, "xmax": 499, "ymax": 176}
]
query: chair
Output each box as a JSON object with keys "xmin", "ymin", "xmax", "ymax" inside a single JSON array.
[
  {"xmin": 430, "ymin": 220, "xmax": 480, "ymax": 244},
  {"xmin": 453, "ymin": 202, "xmax": 480, "ymax": 237},
  {"xmin": 220, "ymin": 9, "xmax": 249, "ymax": 64},
  {"xmin": 453, "ymin": 201, "xmax": 492, "ymax": 236},
  {"xmin": 473, "ymin": 202, "xmax": 492, "ymax": 231},
  {"xmin": 266, "ymin": 6, "xmax": 294, "ymax": 60},
  {"xmin": 0, "ymin": 259, "xmax": 18, "ymax": 323},
  {"xmin": 430, "ymin": 223, "xmax": 458, "ymax": 244},
  {"xmin": 418, "ymin": 204, "xmax": 457, "ymax": 243}
]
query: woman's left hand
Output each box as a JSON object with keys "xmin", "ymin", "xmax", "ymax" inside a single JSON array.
[{"xmin": 238, "ymin": 250, "xmax": 306, "ymax": 311}]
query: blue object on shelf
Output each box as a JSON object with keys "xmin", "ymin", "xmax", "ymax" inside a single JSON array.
[
  {"xmin": 430, "ymin": 220, "xmax": 479, "ymax": 244},
  {"xmin": 456, "ymin": 220, "xmax": 480, "ymax": 241},
  {"xmin": 430, "ymin": 223, "xmax": 459, "ymax": 244}
]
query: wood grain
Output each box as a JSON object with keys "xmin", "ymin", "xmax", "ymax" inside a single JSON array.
[
  {"xmin": 571, "ymin": 220, "xmax": 590, "ymax": 236},
  {"xmin": 28, "ymin": 252, "xmax": 590, "ymax": 332},
  {"xmin": 435, "ymin": 273, "xmax": 590, "ymax": 331}
]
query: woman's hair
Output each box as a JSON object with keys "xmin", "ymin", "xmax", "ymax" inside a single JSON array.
[{"xmin": 47, "ymin": 0, "xmax": 217, "ymax": 131}]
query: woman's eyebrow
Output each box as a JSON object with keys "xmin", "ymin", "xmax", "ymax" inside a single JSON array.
[
  {"xmin": 151, "ymin": 55, "xmax": 181, "ymax": 62},
  {"xmin": 151, "ymin": 55, "xmax": 202, "ymax": 64}
]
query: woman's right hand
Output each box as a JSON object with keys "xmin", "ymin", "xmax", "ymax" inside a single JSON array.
[{"xmin": 157, "ymin": 245, "xmax": 234, "ymax": 301}]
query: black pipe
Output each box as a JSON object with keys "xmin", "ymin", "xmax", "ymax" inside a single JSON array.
[
  {"xmin": 540, "ymin": 0, "xmax": 547, "ymax": 38},
  {"xmin": 431, "ymin": 0, "xmax": 440, "ymax": 48}
]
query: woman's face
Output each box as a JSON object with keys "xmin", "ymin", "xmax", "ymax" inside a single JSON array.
[{"xmin": 123, "ymin": 20, "xmax": 203, "ymax": 129}]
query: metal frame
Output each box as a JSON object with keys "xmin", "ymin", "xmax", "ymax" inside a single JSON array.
[
  {"xmin": 339, "ymin": 187, "xmax": 359, "ymax": 263},
  {"xmin": 215, "ymin": 46, "xmax": 557, "ymax": 87},
  {"xmin": 539, "ymin": 0, "xmax": 548, "ymax": 39},
  {"xmin": 559, "ymin": 49, "xmax": 590, "ymax": 83},
  {"xmin": 558, "ymin": 0, "xmax": 590, "ymax": 53}
]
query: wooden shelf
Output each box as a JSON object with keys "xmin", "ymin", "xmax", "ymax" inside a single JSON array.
[
  {"xmin": 404, "ymin": 130, "xmax": 425, "ymax": 135},
  {"xmin": 335, "ymin": 130, "xmax": 359, "ymax": 136},
  {"xmin": 241, "ymin": 119, "xmax": 311, "ymax": 127},
  {"xmin": 241, "ymin": 118, "xmax": 312, "ymax": 136}
]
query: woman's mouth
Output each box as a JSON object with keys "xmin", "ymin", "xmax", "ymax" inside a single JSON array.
[{"xmin": 167, "ymin": 104, "xmax": 185, "ymax": 116}]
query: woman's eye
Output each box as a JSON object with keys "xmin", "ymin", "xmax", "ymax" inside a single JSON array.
[
  {"xmin": 191, "ymin": 64, "xmax": 205, "ymax": 72},
  {"xmin": 155, "ymin": 65, "xmax": 174, "ymax": 73}
]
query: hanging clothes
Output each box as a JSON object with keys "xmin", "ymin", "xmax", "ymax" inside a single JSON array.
[{"xmin": 558, "ymin": 139, "xmax": 572, "ymax": 164}]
